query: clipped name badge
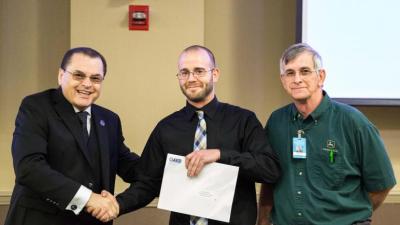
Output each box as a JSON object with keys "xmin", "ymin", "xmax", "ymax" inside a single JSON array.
[{"xmin": 293, "ymin": 137, "xmax": 307, "ymax": 159}]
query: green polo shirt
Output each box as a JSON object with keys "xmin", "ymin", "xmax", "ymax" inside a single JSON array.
[{"xmin": 266, "ymin": 92, "xmax": 396, "ymax": 225}]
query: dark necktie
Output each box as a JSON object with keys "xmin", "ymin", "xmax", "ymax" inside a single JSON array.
[
  {"xmin": 190, "ymin": 111, "xmax": 208, "ymax": 225},
  {"xmin": 77, "ymin": 111, "xmax": 89, "ymax": 144}
]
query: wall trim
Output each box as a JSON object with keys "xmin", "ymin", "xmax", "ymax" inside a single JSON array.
[
  {"xmin": 384, "ymin": 190, "xmax": 400, "ymax": 203},
  {"xmin": 1, "ymin": 191, "xmax": 400, "ymax": 206},
  {"xmin": 0, "ymin": 191, "xmax": 11, "ymax": 206}
]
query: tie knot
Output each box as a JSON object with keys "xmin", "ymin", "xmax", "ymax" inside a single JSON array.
[
  {"xmin": 196, "ymin": 111, "xmax": 204, "ymax": 120},
  {"xmin": 77, "ymin": 111, "xmax": 89, "ymax": 124}
]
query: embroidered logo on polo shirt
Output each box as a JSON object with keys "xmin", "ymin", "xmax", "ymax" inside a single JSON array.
[
  {"xmin": 323, "ymin": 139, "xmax": 338, "ymax": 163},
  {"xmin": 327, "ymin": 140, "xmax": 335, "ymax": 149}
]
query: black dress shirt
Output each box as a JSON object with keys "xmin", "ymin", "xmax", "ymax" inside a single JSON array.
[{"xmin": 117, "ymin": 97, "xmax": 280, "ymax": 225}]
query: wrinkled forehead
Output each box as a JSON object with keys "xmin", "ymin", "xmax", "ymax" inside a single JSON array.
[
  {"xmin": 66, "ymin": 53, "xmax": 105, "ymax": 75},
  {"xmin": 283, "ymin": 52, "xmax": 315, "ymax": 68}
]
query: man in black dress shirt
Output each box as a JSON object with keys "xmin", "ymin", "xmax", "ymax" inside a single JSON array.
[{"xmin": 114, "ymin": 45, "xmax": 281, "ymax": 225}]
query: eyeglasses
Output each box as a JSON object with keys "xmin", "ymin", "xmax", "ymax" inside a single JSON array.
[
  {"xmin": 64, "ymin": 70, "xmax": 104, "ymax": 84},
  {"xmin": 281, "ymin": 68, "xmax": 317, "ymax": 78},
  {"xmin": 176, "ymin": 68, "xmax": 214, "ymax": 80}
]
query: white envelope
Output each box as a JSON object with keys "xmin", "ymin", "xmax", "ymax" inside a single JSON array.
[{"xmin": 157, "ymin": 153, "xmax": 239, "ymax": 222}]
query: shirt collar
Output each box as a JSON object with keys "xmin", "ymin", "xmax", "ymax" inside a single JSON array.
[
  {"xmin": 73, "ymin": 106, "xmax": 92, "ymax": 116},
  {"xmin": 184, "ymin": 97, "xmax": 219, "ymax": 121},
  {"xmin": 290, "ymin": 90, "xmax": 331, "ymax": 121}
]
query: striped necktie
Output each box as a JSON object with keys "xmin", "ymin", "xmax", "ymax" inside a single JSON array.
[{"xmin": 190, "ymin": 111, "xmax": 208, "ymax": 225}]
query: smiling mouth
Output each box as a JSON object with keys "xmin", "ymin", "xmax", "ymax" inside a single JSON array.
[
  {"xmin": 77, "ymin": 90, "xmax": 92, "ymax": 96},
  {"xmin": 186, "ymin": 84, "xmax": 203, "ymax": 89}
]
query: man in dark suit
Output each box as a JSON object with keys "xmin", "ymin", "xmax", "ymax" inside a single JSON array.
[{"xmin": 5, "ymin": 47, "xmax": 139, "ymax": 225}]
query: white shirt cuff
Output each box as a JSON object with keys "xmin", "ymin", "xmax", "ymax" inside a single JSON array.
[{"xmin": 66, "ymin": 185, "xmax": 92, "ymax": 215}]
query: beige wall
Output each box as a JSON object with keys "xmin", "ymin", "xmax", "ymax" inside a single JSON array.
[
  {"xmin": 0, "ymin": 0, "xmax": 398, "ymax": 203},
  {"xmin": 0, "ymin": 0, "xmax": 70, "ymax": 191},
  {"xmin": 205, "ymin": 0, "xmax": 294, "ymax": 123}
]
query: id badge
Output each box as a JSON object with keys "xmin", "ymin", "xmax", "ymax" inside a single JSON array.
[{"xmin": 293, "ymin": 137, "xmax": 307, "ymax": 159}]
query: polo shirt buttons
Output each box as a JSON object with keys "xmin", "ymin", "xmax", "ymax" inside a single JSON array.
[
  {"xmin": 297, "ymin": 191, "xmax": 302, "ymax": 195},
  {"xmin": 299, "ymin": 171, "xmax": 303, "ymax": 176},
  {"xmin": 297, "ymin": 212, "xmax": 303, "ymax": 217}
]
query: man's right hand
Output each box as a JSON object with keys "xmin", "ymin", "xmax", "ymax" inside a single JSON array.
[
  {"xmin": 86, "ymin": 190, "xmax": 119, "ymax": 222},
  {"xmin": 257, "ymin": 183, "xmax": 274, "ymax": 225},
  {"xmin": 185, "ymin": 149, "xmax": 221, "ymax": 177}
]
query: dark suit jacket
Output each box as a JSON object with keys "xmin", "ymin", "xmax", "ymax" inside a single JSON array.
[{"xmin": 5, "ymin": 88, "xmax": 139, "ymax": 225}]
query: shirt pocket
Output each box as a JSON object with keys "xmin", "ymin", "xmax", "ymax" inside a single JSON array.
[{"xmin": 308, "ymin": 147, "xmax": 345, "ymax": 190}]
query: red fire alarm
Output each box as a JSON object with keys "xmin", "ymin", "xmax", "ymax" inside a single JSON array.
[{"xmin": 129, "ymin": 5, "xmax": 149, "ymax": 31}]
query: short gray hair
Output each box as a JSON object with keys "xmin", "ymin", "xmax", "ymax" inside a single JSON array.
[{"xmin": 279, "ymin": 43, "xmax": 323, "ymax": 74}]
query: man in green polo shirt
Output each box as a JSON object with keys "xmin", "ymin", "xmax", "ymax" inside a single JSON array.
[{"xmin": 257, "ymin": 43, "xmax": 396, "ymax": 225}]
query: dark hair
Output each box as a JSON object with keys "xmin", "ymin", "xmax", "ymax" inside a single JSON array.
[
  {"xmin": 181, "ymin": 45, "xmax": 217, "ymax": 68},
  {"xmin": 60, "ymin": 47, "xmax": 107, "ymax": 76}
]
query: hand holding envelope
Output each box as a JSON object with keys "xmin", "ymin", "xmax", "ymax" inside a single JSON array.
[
  {"xmin": 185, "ymin": 149, "xmax": 221, "ymax": 177},
  {"xmin": 158, "ymin": 154, "xmax": 239, "ymax": 223}
]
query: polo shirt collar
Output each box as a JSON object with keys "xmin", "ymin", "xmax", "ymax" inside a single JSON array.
[
  {"xmin": 310, "ymin": 91, "xmax": 331, "ymax": 120},
  {"xmin": 290, "ymin": 90, "xmax": 331, "ymax": 121}
]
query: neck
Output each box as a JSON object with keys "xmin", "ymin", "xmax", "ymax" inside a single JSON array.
[
  {"xmin": 188, "ymin": 93, "xmax": 215, "ymax": 109},
  {"xmin": 294, "ymin": 91, "xmax": 323, "ymax": 118}
]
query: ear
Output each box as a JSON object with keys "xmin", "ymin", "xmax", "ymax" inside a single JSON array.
[
  {"xmin": 317, "ymin": 69, "xmax": 326, "ymax": 87},
  {"xmin": 280, "ymin": 74, "xmax": 286, "ymax": 86},
  {"xmin": 57, "ymin": 68, "xmax": 64, "ymax": 85},
  {"xmin": 212, "ymin": 68, "xmax": 220, "ymax": 82}
]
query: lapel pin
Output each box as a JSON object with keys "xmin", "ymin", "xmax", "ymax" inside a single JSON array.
[{"xmin": 100, "ymin": 120, "xmax": 105, "ymax": 126}]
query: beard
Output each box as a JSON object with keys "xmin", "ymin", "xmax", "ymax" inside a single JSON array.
[{"xmin": 180, "ymin": 80, "xmax": 214, "ymax": 103}]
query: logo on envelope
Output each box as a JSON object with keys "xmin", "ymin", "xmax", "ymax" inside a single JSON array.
[{"xmin": 169, "ymin": 157, "xmax": 182, "ymax": 164}]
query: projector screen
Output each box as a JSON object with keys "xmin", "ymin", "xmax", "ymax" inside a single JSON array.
[{"xmin": 298, "ymin": 0, "xmax": 400, "ymax": 105}]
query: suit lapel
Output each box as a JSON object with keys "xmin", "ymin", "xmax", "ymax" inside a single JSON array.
[
  {"xmin": 92, "ymin": 106, "xmax": 111, "ymax": 190},
  {"xmin": 52, "ymin": 89, "xmax": 94, "ymax": 168}
]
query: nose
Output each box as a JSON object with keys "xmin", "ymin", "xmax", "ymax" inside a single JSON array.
[
  {"xmin": 187, "ymin": 72, "xmax": 197, "ymax": 81},
  {"xmin": 293, "ymin": 73, "xmax": 302, "ymax": 84},
  {"xmin": 81, "ymin": 77, "xmax": 93, "ymax": 86}
]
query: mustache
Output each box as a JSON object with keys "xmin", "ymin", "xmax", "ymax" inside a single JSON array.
[{"xmin": 184, "ymin": 81, "xmax": 203, "ymax": 88}]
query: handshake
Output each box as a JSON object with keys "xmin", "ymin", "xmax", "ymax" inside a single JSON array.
[{"xmin": 85, "ymin": 190, "xmax": 119, "ymax": 223}]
